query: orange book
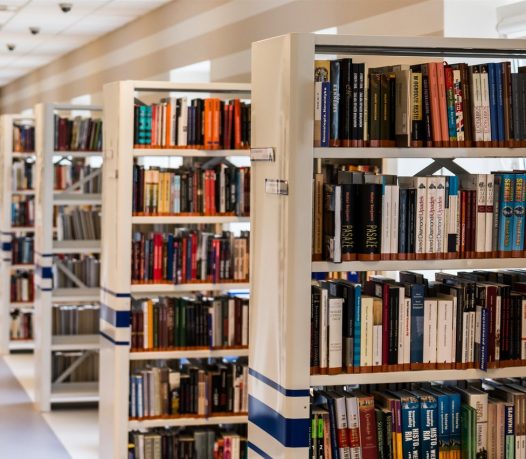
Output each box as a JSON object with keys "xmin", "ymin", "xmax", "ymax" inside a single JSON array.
[
  {"xmin": 204, "ymin": 99, "xmax": 213, "ymax": 149},
  {"xmin": 147, "ymin": 299, "xmax": 154, "ymax": 349},
  {"xmin": 427, "ymin": 63, "xmax": 442, "ymax": 145},
  {"xmin": 233, "ymin": 99, "xmax": 241, "ymax": 149},
  {"xmin": 211, "ymin": 98, "xmax": 221, "ymax": 150},
  {"xmin": 164, "ymin": 102, "xmax": 172, "ymax": 147},
  {"xmin": 436, "ymin": 62, "xmax": 449, "ymax": 144}
]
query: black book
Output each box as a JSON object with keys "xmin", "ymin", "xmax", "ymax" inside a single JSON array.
[
  {"xmin": 339, "ymin": 58, "xmax": 353, "ymax": 146},
  {"xmin": 421, "ymin": 64, "xmax": 432, "ymax": 144},
  {"xmin": 407, "ymin": 188, "xmax": 416, "ymax": 255},
  {"xmin": 330, "ymin": 60, "xmax": 341, "ymax": 147},
  {"xmin": 380, "ymin": 73, "xmax": 390, "ymax": 141},
  {"xmin": 398, "ymin": 188, "xmax": 408, "ymax": 256},
  {"xmin": 329, "ymin": 280, "xmax": 355, "ymax": 372},
  {"xmin": 357, "ymin": 63, "xmax": 365, "ymax": 142},
  {"xmin": 357, "ymin": 183, "xmax": 382, "ymax": 260},
  {"xmin": 311, "ymin": 284, "xmax": 321, "ymax": 372},
  {"xmin": 409, "ymin": 64, "xmax": 424, "ymax": 144},
  {"xmin": 388, "ymin": 285, "xmax": 399, "ymax": 366}
]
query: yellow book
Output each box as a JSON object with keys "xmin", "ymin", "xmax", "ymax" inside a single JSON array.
[{"xmin": 147, "ymin": 299, "xmax": 154, "ymax": 350}]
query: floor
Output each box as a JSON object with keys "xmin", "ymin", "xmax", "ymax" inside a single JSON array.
[{"xmin": 1, "ymin": 353, "xmax": 98, "ymax": 459}]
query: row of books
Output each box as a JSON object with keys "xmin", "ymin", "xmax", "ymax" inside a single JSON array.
[
  {"xmin": 11, "ymin": 271, "xmax": 33, "ymax": 303},
  {"xmin": 129, "ymin": 362, "xmax": 248, "ymax": 419},
  {"xmin": 12, "ymin": 195, "xmax": 34, "ymax": 227},
  {"xmin": 12, "ymin": 158, "xmax": 35, "ymax": 191},
  {"xmin": 132, "ymin": 163, "xmax": 250, "ymax": 216},
  {"xmin": 131, "ymin": 295, "xmax": 249, "ymax": 352},
  {"xmin": 311, "ymin": 270, "xmax": 526, "ymax": 375},
  {"xmin": 13, "ymin": 123, "xmax": 35, "ymax": 153},
  {"xmin": 314, "ymin": 59, "xmax": 526, "ymax": 147},
  {"xmin": 129, "ymin": 427, "xmax": 247, "ymax": 459},
  {"xmin": 52, "ymin": 350, "xmax": 99, "ymax": 383},
  {"xmin": 54, "ymin": 115, "xmax": 102, "ymax": 152},
  {"xmin": 52, "ymin": 305, "xmax": 99, "ymax": 336},
  {"xmin": 131, "ymin": 230, "xmax": 250, "ymax": 285},
  {"xmin": 53, "ymin": 255, "xmax": 100, "ymax": 288},
  {"xmin": 134, "ymin": 97, "xmax": 251, "ymax": 150},
  {"xmin": 11, "ymin": 235, "xmax": 33, "ymax": 265},
  {"xmin": 315, "ymin": 166, "xmax": 526, "ymax": 262},
  {"xmin": 56, "ymin": 207, "xmax": 101, "ymax": 241},
  {"xmin": 54, "ymin": 163, "xmax": 102, "ymax": 193},
  {"xmin": 10, "ymin": 308, "xmax": 32, "ymax": 340}
]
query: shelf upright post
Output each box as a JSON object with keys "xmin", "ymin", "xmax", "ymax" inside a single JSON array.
[{"xmin": 248, "ymin": 34, "xmax": 315, "ymax": 458}]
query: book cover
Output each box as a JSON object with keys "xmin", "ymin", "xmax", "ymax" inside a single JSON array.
[
  {"xmin": 360, "ymin": 295, "xmax": 374, "ymax": 371},
  {"xmin": 437, "ymin": 63, "xmax": 449, "ymax": 144},
  {"xmin": 445, "ymin": 65, "xmax": 457, "ymax": 142},
  {"xmin": 339, "ymin": 58, "xmax": 353, "ymax": 147},
  {"xmin": 497, "ymin": 173, "xmax": 515, "ymax": 255},
  {"xmin": 357, "ymin": 184, "xmax": 382, "ymax": 261},
  {"xmin": 411, "ymin": 390, "xmax": 439, "ymax": 459},
  {"xmin": 410, "ymin": 67, "xmax": 424, "ymax": 145},
  {"xmin": 511, "ymin": 173, "xmax": 526, "ymax": 257},
  {"xmin": 480, "ymin": 64, "xmax": 491, "ymax": 142},
  {"xmin": 328, "ymin": 296, "xmax": 343, "ymax": 374},
  {"xmin": 330, "ymin": 60, "xmax": 341, "ymax": 147},
  {"xmin": 358, "ymin": 394, "xmax": 378, "ymax": 459}
]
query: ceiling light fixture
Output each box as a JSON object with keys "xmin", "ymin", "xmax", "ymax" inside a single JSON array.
[
  {"xmin": 59, "ymin": 2, "xmax": 72, "ymax": 13},
  {"xmin": 29, "ymin": 27, "xmax": 40, "ymax": 35},
  {"xmin": 6, "ymin": 43, "xmax": 15, "ymax": 51}
]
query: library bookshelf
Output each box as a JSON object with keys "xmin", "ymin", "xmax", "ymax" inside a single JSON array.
[
  {"xmin": 34, "ymin": 103, "xmax": 103, "ymax": 412},
  {"xmin": 248, "ymin": 33, "xmax": 526, "ymax": 458},
  {"xmin": 99, "ymin": 81, "xmax": 251, "ymax": 458},
  {"xmin": 0, "ymin": 114, "xmax": 36, "ymax": 354}
]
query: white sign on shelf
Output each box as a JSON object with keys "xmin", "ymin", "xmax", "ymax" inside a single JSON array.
[
  {"xmin": 265, "ymin": 179, "xmax": 288, "ymax": 196},
  {"xmin": 250, "ymin": 147, "xmax": 275, "ymax": 162}
]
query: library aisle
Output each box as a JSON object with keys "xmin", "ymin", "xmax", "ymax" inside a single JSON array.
[{"xmin": 1, "ymin": 353, "xmax": 98, "ymax": 459}]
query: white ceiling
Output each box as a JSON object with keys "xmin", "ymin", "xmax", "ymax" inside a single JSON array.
[{"xmin": 0, "ymin": 0, "xmax": 171, "ymax": 87}]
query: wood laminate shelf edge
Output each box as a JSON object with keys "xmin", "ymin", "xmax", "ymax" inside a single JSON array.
[
  {"xmin": 314, "ymin": 147, "xmax": 526, "ymax": 159},
  {"xmin": 133, "ymin": 149, "xmax": 250, "ymax": 157},
  {"xmin": 50, "ymin": 382, "xmax": 99, "ymax": 403},
  {"xmin": 52, "ymin": 240, "xmax": 101, "ymax": 253},
  {"xmin": 130, "ymin": 283, "xmax": 250, "ymax": 294},
  {"xmin": 51, "ymin": 334, "xmax": 100, "ymax": 351},
  {"xmin": 311, "ymin": 366, "xmax": 526, "ymax": 386},
  {"xmin": 53, "ymin": 193, "xmax": 102, "ymax": 205},
  {"xmin": 131, "ymin": 216, "xmax": 250, "ymax": 224},
  {"xmin": 130, "ymin": 348, "xmax": 249, "ymax": 360},
  {"xmin": 51, "ymin": 288, "xmax": 100, "ymax": 303},
  {"xmin": 128, "ymin": 415, "xmax": 248, "ymax": 429},
  {"xmin": 313, "ymin": 257, "xmax": 526, "ymax": 272}
]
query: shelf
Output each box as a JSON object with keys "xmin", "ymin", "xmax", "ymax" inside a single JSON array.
[
  {"xmin": 311, "ymin": 366, "xmax": 526, "ymax": 386},
  {"xmin": 10, "ymin": 227, "xmax": 35, "ymax": 233},
  {"xmin": 10, "ymin": 302, "xmax": 34, "ymax": 308},
  {"xmin": 9, "ymin": 340, "xmax": 34, "ymax": 351},
  {"xmin": 130, "ymin": 348, "xmax": 249, "ymax": 360},
  {"xmin": 130, "ymin": 282, "xmax": 249, "ymax": 294},
  {"xmin": 52, "ymin": 240, "xmax": 101, "ymax": 254},
  {"xmin": 50, "ymin": 382, "xmax": 99, "ymax": 404},
  {"xmin": 12, "ymin": 152, "xmax": 36, "ymax": 158},
  {"xmin": 11, "ymin": 264, "xmax": 35, "ymax": 270},
  {"xmin": 131, "ymin": 80, "xmax": 251, "ymax": 93},
  {"xmin": 131, "ymin": 215, "xmax": 250, "ymax": 225},
  {"xmin": 52, "ymin": 151, "xmax": 102, "ymax": 158},
  {"xmin": 313, "ymin": 146, "xmax": 526, "ymax": 159},
  {"xmin": 51, "ymin": 334, "xmax": 100, "ymax": 351},
  {"xmin": 312, "ymin": 257, "xmax": 526, "ymax": 272},
  {"xmin": 52, "ymin": 288, "xmax": 99, "ymax": 303},
  {"xmin": 128, "ymin": 414, "xmax": 248, "ymax": 429},
  {"xmin": 133, "ymin": 148, "xmax": 250, "ymax": 157},
  {"xmin": 53, "ymin": 192, "xmax": 101, "ymax": 205},
  {"xmin": 11, "ymin": 190, "xmax": 35, "ymax": 196}
]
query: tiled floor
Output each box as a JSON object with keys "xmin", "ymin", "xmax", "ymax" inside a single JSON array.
[{"xmin": 2, "ymin": 353, "xmax": 99, "ymax": 459}]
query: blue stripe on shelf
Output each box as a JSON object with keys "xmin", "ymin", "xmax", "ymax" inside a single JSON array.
[
  {"xmin": 34, "ymin": 251, "xmax": 52, "ymax": 257},
  {"xmin": 35, "ymin": 265, "xmax": 53, "ymax": 279},
  {"xmin": 248, "ymin": 368, "xmax": 309, "ymax": 397},
  {"xmin": 247, "ymin": 442, "xmax": 272, "ymax": 459},
  {"xmin": 101, "ymin": 286, "xmax": 131, "ymax": 298},
  {"xmin": 36, "ymin": 286, "xmax": 53, "ymax": 292},
  {"xmin": 100, "ymin": 331, "xmax": 129, "ymax": 346},
  {"xmin": 248, "ymin": 396, "xmax": 309, "ymax": 448},
  {"xmin": 2, "ymin": 242, "xmax": 12, "ymax": 251},
  {"xmin": 100, "ymin": 303, "xmax": 130, "ymax": 328}
]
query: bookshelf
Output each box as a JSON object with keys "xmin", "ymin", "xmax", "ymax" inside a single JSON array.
[
  {"xmin": 0, "ymin": 114, "xmax": 36, "ymax": 354},
  {"xmin": 99, "ymin": 80, "xmax": 251, "ymax": 458},
  {"xmin": 34, "ymin": 103, "xmax": 103, "ymax": 412},
  {"xmin": 248, "ymin": 33, "xmax": 526, "ymax": 457}
]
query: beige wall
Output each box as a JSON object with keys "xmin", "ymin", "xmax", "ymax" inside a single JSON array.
[{"xmin": 0, "ymin": 0, "xmax": 443, "ymax": 113}]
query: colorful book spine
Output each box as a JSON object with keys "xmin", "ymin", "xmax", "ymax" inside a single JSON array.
[
  {"xmin": 511, "ymin": 173, "xmax": 526, "ymax": 256},
  {"xmin": 498, "ymin": 173, "xmax": 516, "ymax": 254}
]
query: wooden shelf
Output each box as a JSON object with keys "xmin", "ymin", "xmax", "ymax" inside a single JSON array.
[
  {"xmin": 128, "ymin": 414, "xmax": 248, "ymax": 429},
  {"xmin": 50, "ymin": 382, "xmax": 99, "ymax": 404},
  {"xmin": 130, "ymin": 348, "xmax": 249, "ymax": 360},
  {"xmin": 52, "ymin": 151, "xmax": 102, "ymax": 158},
  {"xmin": 131, "ymin": 215, "xmax": 249, "ymax": 225},
  {"xmin": 52, "ymin": 240, "xmax": 101, "ymax": 254},
  {"xmin": 130, "ymin": 282, "xmax": 249, "ymax": 294},
  {"xmin": 133, "ymin": 148, "xmax": 250, "ymax": 157},
  {"xmin": 51, "ymin": 334, "xmax": 100, "ymax": 351}
]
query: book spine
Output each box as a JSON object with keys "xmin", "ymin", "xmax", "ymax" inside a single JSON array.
[
  {"xmin": 411, "ymin": 70, "xmax": 423, "ymax": 144},
  {"xmin": 357, "ymin": 184, "xmax": 382, "ymax": 261},
  {"xmin": 381, "ymin": 185, "xmax": 392, "ymax": 260},
  {"xmin": 353, "ymin": 285, "xmax": 362, "ymax": 369},
  {"xmin": 428, "ymin": 63, "xmax": 442, "ymax": 144},
  {"xmin": 486, "ymin": 174, "xmax": 495, "ymax": 256},
  {"xmin": 511, "ymin": 173, "xmax": 526, "ymax": 256},
  {"xmin": 437, "ymin": 63, "xmax": 449, "ymax": 144},
  {"xmin": 391, "ymin": 185, "xmax": 400, "ymax": 259},
  {"xmin": 401, "ymin": 398, "xmax": 420, "ymax": 458},
  {"xmin": 453, "ymin": 69, "xmax": 465, "ymax": 141},
  {"xmin": 471, "ymin": 66, "xmax": 483, "ymax": 143},
  {"xmin": 314, "ymin": 81, "xmax": 323, "ymax": 147},
  {"xmin": 321, "ymin": 82, "xmax": 331, "ymax": 147},
  {"xmin": 415, "ymin": 177, "xmax": 427, "ymax": 259},
  {"xmin": 330, "ymin": 60, "xmax": 341, "ymax": 147},
  {"xmin": 339, "ymin": 58, "xmax": 353, "ymax": 147},
  {"xmin": 425, "ymin": 176, "xmax": 437, "ymax": 258},
  {"xmin": 488, "ymin": 63, "xmax": 499, "ymax": 142},
  {"xmin": 498, "ymin": 173, "xmax": 515, "ymax": 254},
  {"xmin": 358, "ymin": 396, "xmax": 378, "ymax": 459},
  {"xmin": 480, "ymin": 65, "xmax": 491, "ymax": 142},
  {"xmin": 360, "ymin": 296, "xmax": 373, "ymax": 370},
  {"xmin": 410, "ymin": 284, "xmax": 425, "ymax": 367},
  {"xmin": 422, "ymin": 66, "xmax": 433, "ymax": 145},
  {"xmin": 445, "ymin": 66, "xmax": 457, "ymax": 141},
  {"xmin": 476, "ymin": 174, "xmax": 487, "ymax": 257}
]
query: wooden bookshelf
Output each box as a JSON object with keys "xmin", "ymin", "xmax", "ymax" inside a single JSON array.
[
  {"xmin": 99, "ymin": 80, "xmax": 251, "ymax": 459},
  {"xmin": 248, "ymin": 33, "xmax": 526, "ymax": 458},
  {"xmin": 34, "ymin": 103, "xmax": 103, "ymax": 412}
]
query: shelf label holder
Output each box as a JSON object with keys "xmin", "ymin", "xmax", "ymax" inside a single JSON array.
[
  {"xmin": 251, "ymin": 147, "xmax": 275, "ymax": 162},
  {"xmin": 265, "ymin": 178, "xmax": 288, "ymax": 195}
]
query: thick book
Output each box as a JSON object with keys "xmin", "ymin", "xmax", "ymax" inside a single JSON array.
[
  {"xmin": 330, "ymin": 60, "xmax": 341, "ymax": 147},
  {"xmin": 357, "ymin": 184, "xmax": 382, "ymax": 261}
]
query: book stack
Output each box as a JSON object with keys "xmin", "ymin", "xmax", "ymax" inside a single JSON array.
[
  {"xmin": 54, "ymin": 115, "xmax": 103, "ymax": 151},
  {"xmin": 53, "ymin": 255, "xmax": 100, "ymax": 288},
  {"xmin": 314, "ymin": 165, "xmax": 526, "ymax": 262},
  {"xmin": 10, "ymin": 270, "xmax": 34, "ymax": 303},
  {"xmin": 10, "ymin": 308, "xmax": 32, "ymax": 340},
  {"xmin": 13, "ymin": 122, "xmax": 35, "ymax": 153},
  {"xmin": 131, "ymin": 230, "xmax": 250, "ymax": 285},
  {"xmin": 132, "ymin": 163, "xmax": 250, "ymax": 216},
  {"xmin": 311, "ymin": 380, "xmax": 526, "ymax": 459},
  {"xmin": 133, "ymin": 97, "xmax": 251, "ymax": 150},
  {"xmin": 52, "ymin": 351, "xmax": 98, "ymax": 382},
  {"xmin": 12, "ymin": 159, "xmax": 35, "ymax": 191},
  {"xmin": 314, "ymin": 59, "xmax": 526, "ymax": 148},
  {"xmin": 311, "ymin": 270, "xmax": 526, "ymax": 375},
  {"xmin": 131, "ymin": 295, "xmax": 249, "ymax": 352},
  {"xmin": 11, "ymin": 235, "xmax": 33, "ymax": 265},
  {"xmin": 129, "ymin": 362, "xmax": 248, "ymax": 420},
  {"xmin": 12, "ymin": 195, "xmax": 34, "ymax": 227},
  {"xmin": 56, "ymin": 207, "xmax": 101, "ymax": 241},
  {"xmin": 54, "ymin": 162, "xmax": 102, "ymax": 192},
  {"xmin": 52, "ymin": 305, "xmax": 99, "ymax": 335},
  {"xmin": 129, "ymin": 427, "xmax": 247, "ymax": 459}
]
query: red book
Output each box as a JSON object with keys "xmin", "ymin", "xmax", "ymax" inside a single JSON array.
[
  {"xmin": 234, "ymin": 99, "xmax": 242, "ymax": 149},
  {"xmin": 153, "ymin": 233, "xmax": 163, "ymax": 282},
  {"xmin": 436, "ymin": 62, "xmax": 449, "ymax": 143},
  {"xmin": 357, "ymin": 394, "xmax": 378, "ymax": 459},
  {"xmin": 427, "ymin": 63, "xmax": 442, "ymax": 144},
  {"xmin": 191, "ymin": 232, "xmax": 198, "ymax": 281},
  {"xmin": 181, "ymin": 238, "xmax": 187, "ymax": 283}
]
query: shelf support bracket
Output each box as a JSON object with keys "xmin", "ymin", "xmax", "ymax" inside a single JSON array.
[
  {"xmin": 414, "ymin": 158, "xmax": 470, "ymax": 177},
  {"xmin": 64, "ymin": 168, "xmax": 101, "ymax": 192},
  {"xmin": 55, "ymin": 261, "xmax": 88, "ymax": 288},
  {"xmin": 53, "ymin": 350, "xmax": 95, "ymax": 384}
]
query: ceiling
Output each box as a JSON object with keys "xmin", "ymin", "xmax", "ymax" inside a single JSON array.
[{"xmin": 0, "ymin": 0, "xmax": 171, "ymax": 87}]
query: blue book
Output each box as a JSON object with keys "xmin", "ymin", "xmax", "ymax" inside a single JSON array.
[
  {"xmin": 409, "ymin": 282, "xmax": 425, "ymax": 365},
  {"xmin": 440, "ymin": 387, "xmax": 461, "ymax": 457},
  {"xmin": 488, "ymin": 63, "xmax": 499, "ymax": 142},
  {"xmin": 495, "ymin": 63, "xmax": 505, "ymax": 142},
  {"xmin": 504, "ymin": 403, "xmax": 515, "ymax": 459},
  {"xmin": 497, "ymin": 173, "xmax": 516, "ymax": 253},
  {"xmin": 446, "ymin": 176, "xmax": 460, "ymax": 254},
  {"xmin": 424, "ymin": 388, "xmax": 451, "ymax": 459},
  {"xmin": 479, "ymin": 305, "xmax": 489, "ymax": 371},
  {"xmin": 321, "ymin": 82, "xmax": 330, "ymax": 147},
  {"xmin": 392, "ymin": 390, "xmax": 420, "ymax": 459},
  {"xmin": 511, "ymin": 173, "xmax": 526, "ymax": 254},
  {"xmin": 411, "ymin": 390, "xmax": 438, "ymax": 459},
  {"xmin": 352, "ymin": 284, "xmax": 362, "ymax": 368},
  {"xmin": 166, "ymin": 234, "xmax": 174, "ymax": 281}
]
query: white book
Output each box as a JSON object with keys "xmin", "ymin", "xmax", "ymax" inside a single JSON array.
[
  {"xmin": 373, "ymin": 325, "xmax": 382, "ymax": 367},
  {"xmin": 437, "ymin": 298, "xmax": 453, "ymax": 365},
  {"xmin": 415, "ymin": 176, "xmax": 427, "ymax": 256},
  {"xmin": 439, "ymin": 293, "xmax": 458, "ymax": 364},
  {"xmin": 314, "ymin": 82, "xmax": 322, "ymax": 146},
  {"xmin": 435, "ymin": 176, "xmax": 446, "ymax": 255},
  {"xmin": 390, "ymin": 184, "xmax": 400, "ymax": 257},
  {"xmin": 320, "ymin": 287, "xmax": 328, "ymax": 373},
  {"xmin": 333, "ymin": 185, "xmax": 342, "ymax": 263},
  {"xmin": 423, "ymin": 298, "xmax": 438, "ymax": 364},
  {"xmin": 480, "ymin": 68, "xmax": 491, "ymax": 141},
  {"xmin": 425, "ymin": 176, "xmax": 436, "ymax": 256},
  {"xmin": 399, "ymin": 297, "xmax": 411, "ymax": 365},
  {"xmin": 361, "ymin": 296, "xmax": 374, "ymax": 368},
  {"xmin": 328, "ymin": 297, "xmax": 343, "ymax": 372},
  {"xmin": 471, "ymin": 69, "xmax": 483, "ymax": 141},
  {"xmin": 333, "ymin": 395, "xmax": 351, "ymax": 458},
  {"xmin": 476, "ymin": 174, "xmax": 487, "ymax": 255},
  {"xmin": 177, "ymin": 97, "xmax": 188, "ymax": 146},
  {"xmin": 345, "ymin": 395, "xmax": 361, "ymax": 459},
  {"xmin": 485, "ymin": 174, "xmax": 494, "ymax": 254},
  {"xmin": 381, "ymin": 184, "xmax": 391, "ymax": 258}
]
